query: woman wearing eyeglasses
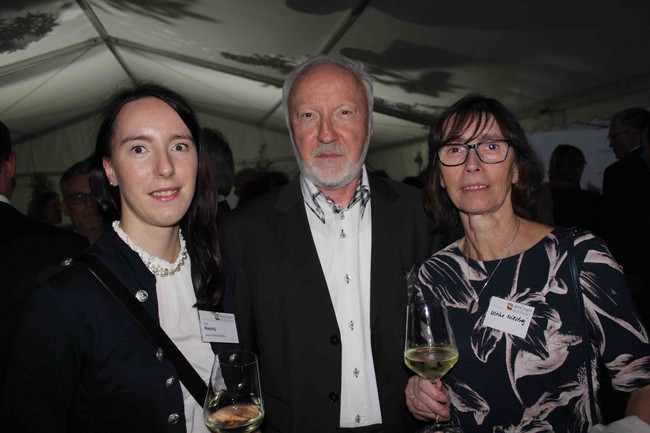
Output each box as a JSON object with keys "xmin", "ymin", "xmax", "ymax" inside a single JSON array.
[{"xmin": 405, "ymin": 95, "xmax": 650, "ymax": 432}]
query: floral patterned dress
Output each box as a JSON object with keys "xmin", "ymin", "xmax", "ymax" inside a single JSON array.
[{"xmin": 415, "ymin": 228, "xmax": 650, "ymax": 433}]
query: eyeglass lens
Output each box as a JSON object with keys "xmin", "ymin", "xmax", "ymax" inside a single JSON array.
[
  {"xmin": 438, "ymin": 141, "xmax": 509, "ymax": 166},
  {"xmin": 67, "ymin": 193, "xmax": 93, "ymax": 204}
]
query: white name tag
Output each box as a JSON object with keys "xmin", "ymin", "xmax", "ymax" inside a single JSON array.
[
  {"xmin": 199, "ymin": 311, "xmax": 239, "ymax": 344},
  {"xmin": 482, "ymin": 297, "xmax": 534, "ymax": 338}
]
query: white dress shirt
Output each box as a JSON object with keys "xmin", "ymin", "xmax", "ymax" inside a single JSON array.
[{"xmin": 300, "ymin": 166, "xmax": 382, "ymax": 428}]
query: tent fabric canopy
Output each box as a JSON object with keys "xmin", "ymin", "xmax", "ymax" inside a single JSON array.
[
  {"xmin": 1, "ymin": 0, "xmax": 649, "ymax": 211},
  {"xmin": 3, "ymin": 0, "xmax": 650, "ymax": 143}
]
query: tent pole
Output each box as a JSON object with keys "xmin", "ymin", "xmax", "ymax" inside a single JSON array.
[{"xmin": 76, "ymin": 0, "xmax": 139, "ymax": 84}]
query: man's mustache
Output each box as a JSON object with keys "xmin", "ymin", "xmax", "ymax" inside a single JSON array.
[{"xmin": 313, "ymin": 144, "xmax": 347, "ymax": 157}]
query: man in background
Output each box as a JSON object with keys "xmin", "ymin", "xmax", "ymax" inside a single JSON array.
[
  {"xmin": 602, "ymin": 107, "xmax": 650, "ymax": 328},
  {"xmin": 0, "ymin": 120, "xmax": 87, "ymax": 392},
  {"xmin": 60, "ymin": 157, "xmax": 104, "ymax": 243},
  {"xmin": 223, "ymin": 56, "xmax": 439, "ymax": 432}
]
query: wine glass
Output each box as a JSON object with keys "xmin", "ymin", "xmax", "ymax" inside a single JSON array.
[
  {"xmin": 203, "ymin": 350, "xmax": 264, "ymax": 433},
  {"xmin": 405, "ymin": 301, "xmax": 462, "ymax": 433}
]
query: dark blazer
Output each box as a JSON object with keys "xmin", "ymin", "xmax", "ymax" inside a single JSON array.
[
  {"xmin": 0, "ymin": 201, "xmax": 88, "ymax": 393},
  {"xmin": 1, "ymin": 228, "xmax": 236, "ymax": 433},
  {"xmin": 601, "ymin": 147, "xmax": 650, "ymax": 274},
  {"xmin": 222, "ymin": 173, "xmax": 436, "ymax": 433}
]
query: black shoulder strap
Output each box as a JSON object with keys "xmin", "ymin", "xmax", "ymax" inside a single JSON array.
[
  {"xmin": 75, "ymin": 253, "xmax": 208, "ymax": 405},
  {"xmin": 564, "ymin": 228, "xmax": 599, "ymax": 424}
]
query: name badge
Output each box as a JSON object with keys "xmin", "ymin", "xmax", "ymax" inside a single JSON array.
[
  {"xmin": 482, "ymin": 297, "xmax": 534, "ymax": 338},
  {"xmin": 199, "ymin": 311, "xmax": 239, "ymax": 344}
]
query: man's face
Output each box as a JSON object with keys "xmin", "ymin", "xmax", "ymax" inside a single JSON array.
[
  {"xmin": 608, "ymin": 120, "xmax": 638, "ymax": 159},
  {"xmin": 288, "ymin": 63, "xmax": 372, "ymax": 191},
  {"xmin": 63, "ymin": 173, "xmax": 103, "ymax": 232}
]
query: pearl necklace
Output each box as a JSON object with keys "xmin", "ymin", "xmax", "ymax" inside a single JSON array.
[
  {"xmin": 465, "ymin": 218, "xmax": 520, "ymax": 314},
  {"xmin": 112, "ymin": 221, "xmax": 188, "ymax": 277}
]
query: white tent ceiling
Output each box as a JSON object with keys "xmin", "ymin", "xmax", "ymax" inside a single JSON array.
[{"xmin": 2, "ymin": 0, "xmax": 650, "ymax": 151}]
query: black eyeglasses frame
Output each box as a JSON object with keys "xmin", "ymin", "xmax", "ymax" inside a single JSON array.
[{"xmin": 436, "ymin": 139, "xmax": 512, "ymax": 167}]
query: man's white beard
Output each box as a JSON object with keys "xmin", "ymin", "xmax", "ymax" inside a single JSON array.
[{"xmin": 293, "ymin": 135, "xmax": 370, "ymax": 191}]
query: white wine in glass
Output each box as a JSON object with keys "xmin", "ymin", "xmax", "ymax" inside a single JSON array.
[
  {"xmin": 405, "ymin": 301, "xmax": 462, "ymax": 433},
  {"xmin": 404, "ymin": 346, "xmax": 458, "ymax": 382},
  {"xmin": 203, "ymin": 350, "xmax": 264, "ymax": 433}
]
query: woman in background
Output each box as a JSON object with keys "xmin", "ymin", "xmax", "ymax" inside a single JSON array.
[
  {"xmin": 28, "ymin": 189, "xmax": 62, "ymax": 224},
  {"xmin": 546, "ymin": 144, "xmax": 602, "ymax": 234}
]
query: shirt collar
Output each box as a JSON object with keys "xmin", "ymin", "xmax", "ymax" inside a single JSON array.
[
  {"xmin": 300, "ymin": 165, "xmax": 371, "ymax": 224},
  {"xmin": 0, "ymin": 194, "xmax": 10, "ymax": 206}
]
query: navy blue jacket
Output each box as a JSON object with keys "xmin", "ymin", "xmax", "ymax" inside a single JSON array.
[{"xmin": 1, "ymin": 228, "xmax": 235, "ymax": 432}]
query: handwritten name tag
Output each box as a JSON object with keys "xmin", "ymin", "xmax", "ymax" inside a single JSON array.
[
  {"xmin": 199, "ymin": 311, "xmax": 239, "ymax": 344},
  {"xmin": 482, "ymin": 297, "xmax": 534, "ymax": 338}
]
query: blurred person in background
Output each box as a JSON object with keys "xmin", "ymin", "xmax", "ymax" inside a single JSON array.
[
  {"xmin": 0, "ymin": 119, "xmax": 87, "ymax": 394},
  {"xmin": 602, "ymin": 108, "xmax": 650, "ymax": 330},
  {"xmin": 233, "ymin": 167, "xmax": 257, "ymax": 201},
  {"xmin": 200, "ymin": 127, "xmax": 234, "ymax": 225},
  {"xmin": 546, "ymin": 144, "xmax": 602, "ymax": 235},
  {"xmin": 27, "ymin": 189, "xmax": 62, "ymax": 224},
  {"xmin": 60, "ymin": 156, "xmax": 104, "ymax": 243},
  {"xmin": 236, "ymin": 170, "xmax": 289, "ymax": 205}
]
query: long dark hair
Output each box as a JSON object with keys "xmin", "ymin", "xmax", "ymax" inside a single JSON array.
[
  {"xmin": 89, "ymin": 83, "xmax": 224, "ymax": 309},
  {"xmin": 200, "ymin": 128, "xmax": 234, "ymax": 196},
  {"xmin": 425, "ymin": 94, "xmax": 544, "ymax": 228}
]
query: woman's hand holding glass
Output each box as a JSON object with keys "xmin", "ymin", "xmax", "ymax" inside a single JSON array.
[
  {"xmin": 406, "ymin": 376, "xmax": 451, "ymax": 422},
  {"xmin": 404, "ymin": 301, "xmax": 462, "ymax": 433}
]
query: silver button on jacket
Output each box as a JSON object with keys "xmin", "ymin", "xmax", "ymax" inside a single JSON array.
[
  {"xmin": 167, "ymin": 413, "xmax": 180, "ymax": 425},
  {"xmin": 135, "ymin": 290, "xmax": 148, "ymax": 302}
]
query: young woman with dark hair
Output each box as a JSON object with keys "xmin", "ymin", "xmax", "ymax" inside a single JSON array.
[
  {"xmin": 2, "ymin": 84, "xmax": 236, "ymax": 433},
  {"xmin": 89, "ymin": 83, "xmax": 224, "ymax": 310}
]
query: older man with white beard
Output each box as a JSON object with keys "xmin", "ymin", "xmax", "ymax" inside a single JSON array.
[{"xmin": 222, "ymin": 56, "xmax": 438, "ymax": 433}]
